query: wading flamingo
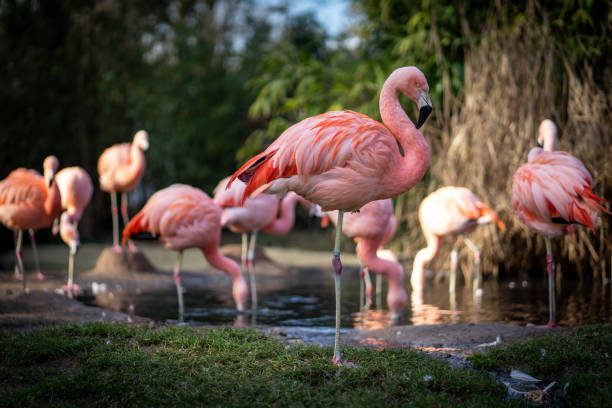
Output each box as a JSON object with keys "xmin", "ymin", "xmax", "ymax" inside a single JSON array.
[
  {"xmin": 122, "ymin": 184, "xmax": 248, "ymax": 322},
  {"xmin": 214, "ymin": 176, "xmax": 309, "ymax": 308},
  {"xmin": 411, "ymin": 187, "xmax": 506, "ymax": 292},
  {"xmin": 228, "ymin": 66, "xmax": 433, "ymax": 365},
  {"xmin": 52, "ymin": 166, "xmax": 94, "ymax": 297},
  {"xmin": 512, "ymin": 119, "xmax": 610, "ymax": 328},
  {"xmin": 0, "ymin": 156, "xmax": 62, "ymax": 292},
  {"xmin": 98, "ymin": 130, "xmax": 149, "ymax": 252},
  {"xmin": 319, "ymin": 199, "xmax": 406, "ymax": 320}
]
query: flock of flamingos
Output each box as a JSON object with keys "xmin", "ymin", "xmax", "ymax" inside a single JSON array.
[{"xmin": 0, "ymin": 66, "xmax": 609, "ymax": 365}]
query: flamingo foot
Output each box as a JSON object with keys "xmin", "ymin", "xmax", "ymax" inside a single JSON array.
[
  {"xmin": 537, "ymin": 320, "xmax": 561, "ymax": 329},
  {"xmin": 128, "ymin": 241, "xmax": 139, "ymax": 253},
  {"xmin": 62, "ymin": 283, "xmax": 80, "ymax": 297},
  {"xmin": 34, "ymin": 271, "xmax": 45, "ymax": 281},
  {"xmin": 112, "ymin": 245, "xmax": 122, "ymax": 253},
  {"xmin": 332, "ymin": 354, "xmax": 355, "ymax": 367}
]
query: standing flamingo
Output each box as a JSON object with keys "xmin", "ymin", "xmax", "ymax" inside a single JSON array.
[
  {"xmin": 98, "ymin": 130, "xmax": 149, "ymax": 252},
  {"xmin": 0, "ymin": 156, "xmax": 62, "ymax": 293},
  {"xmin": 319, "ymin": 199, "xmax": 406, "ymax": 320},
  {"xmin": 52, "ymin": 166, "xmax": 94, "ymax": 296},
  {"xmin": 122, "ymin": 184, "xmax": 248, "ymax": 322},
  {"xmin": 213, "ymin": 176, "xmax": 309, "ymax": 308},
  {"xmin": 228, "ymin": 66, "xmax": 433, "ymax": 365},
  {"xmin": 512, "ymin": 119, "xmax": 610, "ymax": 328},
  {"xmin": 411, "ymin": 187, "xmax": 506, "ymax": 292}
]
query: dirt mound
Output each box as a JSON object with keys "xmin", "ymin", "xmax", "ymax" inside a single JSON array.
[
  {"xmin": 0, "ymin": 290, "xmax": 148, "ymax": 330},
  {"xmin": 85, "ymin": 247, "xmax": 157, "ymax": 278}
]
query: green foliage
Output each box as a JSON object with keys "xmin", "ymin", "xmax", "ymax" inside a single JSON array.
[{"xmin": 0, "ymin": 323, "xmax": 515, "ymax": 407}]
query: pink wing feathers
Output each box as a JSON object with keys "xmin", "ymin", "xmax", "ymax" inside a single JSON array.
[
  {"xmin": 228, "ymin": 111, "xmax": 398, "ymax": 210},
  {"xmin": 0, "ymin": 169, "xmax": 51, "ymax": 230},
  {"xmin": 512, "ymin": 151, "xmax": 610, "ymax": 237},
  {"xmin": 122, "ymin": 184, "xmax": 222, "ymax": 251}
]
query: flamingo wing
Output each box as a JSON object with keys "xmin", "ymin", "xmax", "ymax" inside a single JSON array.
[
  {"xmin": 512, "ymin": 151, "xmax": 609, "ymax": 235},
  {"xmin": 228, "ymin": 110, "xmax": 398, "ymax": 207},
  {"xmin": 123, "ymin": 184, "xmax": 221, "ymax": 250}
]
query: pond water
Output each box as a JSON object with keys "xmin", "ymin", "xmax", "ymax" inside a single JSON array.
[
  {"xmin": 2, "ymin": 243, "xmax": 611, "ymax": 329},
  {"xmin": 83, "ymin": 271, "xmax": 611, "ymax": 329}
]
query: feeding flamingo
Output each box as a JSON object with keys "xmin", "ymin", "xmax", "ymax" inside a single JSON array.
[
  {"xmin": 318, "ymin": 199, "xmax": 406, "ymax": 320},
  {"xmin": 98, "ymin": 130, "xmax": 149, "ymax": 252},
  {"xmin": 122, "ymin": 184, "xmax": 248, "ymax": 322},
  {"xmin": 213, "ymin": 176, "xmax": 309, "ymax": 308},
  {"xmin": 411, "ymin": 187, "xmax": 506, "ymax": 292},
  {"xmin": 0, "ymin": 156, "xmax": 62, "ymax": 293},
  {"xmin": 512, "ymin": 119, "xmax": 610, "ymax": 328},
  {"xmin": 228, "ymin": 66, "xmax": 433, "ymax": 365},
  {"xmin": 52, "ymin": 166, "xmax": 94, "ymax": 297}
]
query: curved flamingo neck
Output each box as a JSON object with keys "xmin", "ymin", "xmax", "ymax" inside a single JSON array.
[
  {"xmin": 44, "ymin": 181, "xmax": 62, "ymax": 220},
  {"xmin": 379, "ymin": 79, "xmax": 430, "ymax": 195},
  {"xmin": 129, "ymin": 143, "xmax": 146, "ymax": 181},
  {"xmin": 411, "ymin": 235, "xmax": 440, "ymax": 286},
  {"xmin": 358, "ymin": 239, "xmax": 406, "ymax": 312},
  {"xmin": 202, "ymin": 246, "xmax": 241, "ymax": 282},
  {"xmin": 542, "ymin": 129, "xmax": 557, "ymax": 152},
  {"xmin": 262, "ymin": 193, "xmax": 301, "ymax": 235}
]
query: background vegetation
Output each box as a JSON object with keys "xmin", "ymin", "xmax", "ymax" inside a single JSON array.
[{"xmin": 0, "ymin": 0, "xmax": 610, "ymax": 279}]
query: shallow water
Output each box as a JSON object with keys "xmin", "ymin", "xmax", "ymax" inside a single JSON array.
[
  {"xmin": 2, "ymin": 243, "xmax": 611, "ymax": 329},
  {"xmin": 83, "ymin": 270, "xmax": 612, "ymax": 329}
]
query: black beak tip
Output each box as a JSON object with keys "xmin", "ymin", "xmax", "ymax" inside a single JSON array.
[{"xmin": 416, "ymin": 105, "xmax": 432, "ymax": 129}]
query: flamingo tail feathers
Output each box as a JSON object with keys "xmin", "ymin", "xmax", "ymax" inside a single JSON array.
[{"xmin": 122, "ymin": 211, "xmax": 147, "ymax": 246}]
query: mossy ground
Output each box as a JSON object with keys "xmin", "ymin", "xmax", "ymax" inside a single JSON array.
[{"xmin": 1, "ymin": 323, "xmax": 610, "ymax": 407}]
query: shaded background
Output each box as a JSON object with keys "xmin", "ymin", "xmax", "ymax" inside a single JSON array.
[{"xmin": 0, "ymin": 0, "xmax": 610, "ymax": 280}]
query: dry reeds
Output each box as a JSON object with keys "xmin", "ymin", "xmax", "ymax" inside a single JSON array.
[{"xmin": 393, "ymin": 3, "xmax": 612, "ymax": 282}]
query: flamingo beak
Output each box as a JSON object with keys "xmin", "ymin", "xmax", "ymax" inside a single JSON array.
[
  {"xmin": 416, "ymin": 91, "xmax": 432, "ymax": 129},
  {"xmin": 47, "ymin": 172, "xmax": 56, "ymax": 188}
]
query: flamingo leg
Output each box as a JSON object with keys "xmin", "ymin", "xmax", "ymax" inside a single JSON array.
[
  {"xmin": 110, "ymin": 191, "xmax": 121, "ymax": 252},
  {"xmin": 241, "ymin": 233, "xmax": 248, "ymax": 273},
  {"xmin": 122, "ymin": 192, "xmax": 138, "ymax": 252},
  {"xmin": 29, "ymin": 230, "xmax": 44, "ymax": 281},
  {"xmin": 13, "ymin": 230, "xmax": 22, "ymax": 280},
  {"xmin": 173, "ymin": 251, "xmax": 184, "ymax": 323},
  {"xmin": 544, "ymin": 238, "xmax": 558, "ymax": 328},
  {"xmin": 332, "ymin": 210, "xmax": 346, "ymax": 366},
  {"xmin": 359, "ymin": 263, "xmax": 365, "ymax": 316},
  {"xmin": 15, "ymin": 230, "xmax": 26, "ymax": 293},
  {"xmin": 375, "ymin": 272, "xmax": 382, "ymax": 308},
  {"xmin": 449, "ymin": 240, "xmax": 460, "ymax": 295},
  {"xmin": 64, "ymin": 242, "xmax": 78, "ymax": 298},
  {"xmin": 463, "ymin": 237, "xmax": 481, "ymax": 295},
  {"xmin": 363, "ymin": 267, "xmax": 373, "ymax": 308},
  {"xmin": 248, "ymin": 230, "xmax": 258, "ymax": 310}
]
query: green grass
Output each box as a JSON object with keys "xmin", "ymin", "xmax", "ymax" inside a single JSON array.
[
  {"xmin": 0, "ymin": 323, "xmax": 516, "ymax": 408},
  {"xmin": 470, "ymin": 325, "xmax": 612, "ymax": 408}
]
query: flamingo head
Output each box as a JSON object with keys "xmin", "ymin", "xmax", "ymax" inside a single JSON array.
[
  {"xmin": 133, "ymin": 130, "xmax": 150, "ymax": 151},
  {"xmin": 43, "ymin": 155, "xmax": 59, "ymax": 188},
  {"xmin": 538, "ymin": 119, "xmax": 557, "ymax": 152},
  {"xmin": 393, "ymin": 66, "xmax": 432, "ymax": 129}
]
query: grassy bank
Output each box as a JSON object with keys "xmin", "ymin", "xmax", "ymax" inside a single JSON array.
[
  {"xmin": 0, "ymin": 323, "xmax": 610, "ymax": 407},
  {"xmin": 470, "ymin": 325, "xmax": 612, "ymax": 407}
]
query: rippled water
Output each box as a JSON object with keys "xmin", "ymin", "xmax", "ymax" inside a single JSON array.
[
  {"xmin": 84, "ymin": 266, "xmax": 612, "ymax": 329},
  {"xmin": 3, "ymin": 243, "xmax": 610, "ymax": 329}
]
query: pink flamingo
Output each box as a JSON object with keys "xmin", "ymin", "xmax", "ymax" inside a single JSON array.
[
  {"xmin": 98, "ymin": 130, "xmax": 149, "ymax": 252},
  {"xmin": 0, "ymin": 156, "xmax": 62, "ymax": 292},
  {"xmin": 213, "ymin": 176, "xmax": 308, "ymax": 307},
  {"xmin": 228, "ymin": 66, "xmax": 433, "ymax": 365},
  {"xmin": 319, "ymin": 199, "xmax": 406, "ymax": 320},
  {"xmin": 411, "ymin": 186, "xmax": 506, "ymax": 292},
  {"xmin": 52, "ymin": 166, "xmax": 94, "ymax": 296},
  {"xmin": 122, "ymin": 184, "xmax": 248, "ymax": 322},
  {"xmin": 512, "ymin": 119, "xmax": 610, "ymax": 328}
]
